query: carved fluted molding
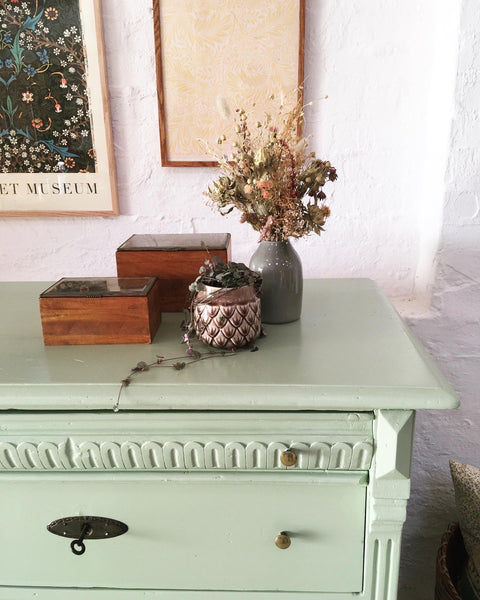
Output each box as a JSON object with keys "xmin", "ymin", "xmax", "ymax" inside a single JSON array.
[{"xmin": 0, "ymin": 438, "xmax": 373, "ymax": 472}]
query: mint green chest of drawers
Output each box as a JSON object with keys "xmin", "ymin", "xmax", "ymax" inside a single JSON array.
[{"xmin": 0, "ymin": 279, "xmax": 458, "ymax": 600}]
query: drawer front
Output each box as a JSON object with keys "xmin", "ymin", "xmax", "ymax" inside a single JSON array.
[
  {"xmin": 0, "ymin": 412, "xmax": 374, "ymax": 472},
  {"xmin": 0, "ymin": 472, "xmax": 366, "ymax": 593}
]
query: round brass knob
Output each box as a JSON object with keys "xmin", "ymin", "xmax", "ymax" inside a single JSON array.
[
  {"xmin": 275, "ymin": 531, "xmax": 291, "ymax": 549},
  {"xmin": 280, "ymin": 448, "xmax": 297, "ymax": 467}
]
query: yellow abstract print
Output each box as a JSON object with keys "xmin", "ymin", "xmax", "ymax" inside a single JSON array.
[{"xmin": 158, "ymin": 0, "xmax": 303, "ymax": 164}]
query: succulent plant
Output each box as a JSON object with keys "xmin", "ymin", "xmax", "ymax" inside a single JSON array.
[
  {"xmin": 189, "ymin": 256, "xmax": 262, "ymax": 296},
  {"xmin": 183, "ymin": 257, "xmax": 263, "ymax": 349}
]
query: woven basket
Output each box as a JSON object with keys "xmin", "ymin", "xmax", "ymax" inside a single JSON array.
[{"xmin": 435, "ymin": 523, "xmax": 467, "ymax": 600}]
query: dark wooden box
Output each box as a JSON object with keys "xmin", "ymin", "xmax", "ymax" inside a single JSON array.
[
  {"xmin": 39, "ymin": 277, "xmax": 162, "ymax": 346},
  {"xmin": 115, "ymin": 233, "xmax": 232, "ymax": 312}
]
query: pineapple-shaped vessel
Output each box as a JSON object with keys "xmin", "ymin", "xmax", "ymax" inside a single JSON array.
[
  {"xmin": 190, "ymin": 259, "xmax": 262, "ymax": 349},
  {"xmin": 194, "ymin": 285, "xmax": 261, "ymax": 349}
]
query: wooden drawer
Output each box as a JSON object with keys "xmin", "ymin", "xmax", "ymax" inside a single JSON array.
[{"xmin": 0, "ymin": 471, "xmax": 366, "ymax": 593}]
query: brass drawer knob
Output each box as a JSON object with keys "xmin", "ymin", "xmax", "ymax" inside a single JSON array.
[
  {"xmin": 280, "ymin": 448, "xmax": 297, "ymax": 467},
  {"xmin": 275, "ymin": 531, "xmax": 291, "ymax": 549}
]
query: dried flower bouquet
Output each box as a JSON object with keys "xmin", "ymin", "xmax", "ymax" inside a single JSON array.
[{"xmin": 204, "ymin": 91, "xmax": 337, "ymax": 242}]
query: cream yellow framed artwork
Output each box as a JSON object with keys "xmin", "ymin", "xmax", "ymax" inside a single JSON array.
[
  {"xmin": 0, "ymin": 0, "xmax": 118, "ymax": 216},
  {"xmin": 154, "ymin": 0, "xmax": 305, "ymax": 167}
]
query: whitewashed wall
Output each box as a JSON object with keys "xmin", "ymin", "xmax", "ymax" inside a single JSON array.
[
  {"xmin": 400, "ymin": 0, "xmax": 479, "ymax": 597},
  {"xmin": 0, "ymin": 0, "xmax": 450, "ymax": 296},
  {"xmin": 0, "ymin": 2, "xmax": 477, "ymax": 599}
]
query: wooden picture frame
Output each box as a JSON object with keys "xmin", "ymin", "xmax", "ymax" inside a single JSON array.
[
  {"xmin": 0, "ymin": 0, "xmax": 118, "ymax": 216},
  {"xmin": 154, "ymin": 0, "xmax": 305, "ymax": 167}
]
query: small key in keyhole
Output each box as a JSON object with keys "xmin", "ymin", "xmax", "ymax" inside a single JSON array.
[{"xmin": 70, "ymin": 522, "xmax": 92, "ymax": 555}]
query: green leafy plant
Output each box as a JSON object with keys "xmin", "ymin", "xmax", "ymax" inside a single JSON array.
[
  {"xmin": 181, "ymin": 257, "xmax": 263, "ymax": 350},
  {"xmin": 113, "ymin": 259, "xmax": 263, "ymax": 412},
  {"xmin": 189, "ymin": 256, "xmax": 262, "ymax": 295}
]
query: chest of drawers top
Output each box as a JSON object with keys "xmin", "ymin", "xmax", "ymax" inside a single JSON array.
[{"xmin": 0, "ymin": 278, "xmax": 457, "ymax": 412}]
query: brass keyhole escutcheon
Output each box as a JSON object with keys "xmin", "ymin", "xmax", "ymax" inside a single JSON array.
[
  {"xmin": 280, "ymin": 448, "xmax": 297, "ymax": 467},
  {"xmin": 275, "ymin": 531, "xmax": 291, "ymax": 549}
]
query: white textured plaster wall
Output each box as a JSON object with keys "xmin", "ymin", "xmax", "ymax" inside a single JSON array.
[
  {"xmin": 400, "ymin": 0, "xmax": 479, "ymax": 597},
  {"xmin": 0, "ymin": 3, "xmax": 476, "ymax": 600},
  {"xmin": 0, "ymin": 0, "xmax": 449, "ymax": 301}
]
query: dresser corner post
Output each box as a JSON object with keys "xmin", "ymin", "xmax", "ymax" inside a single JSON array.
[{"xmin": 362, "ymin": 408, "xmax": 416, "ymax": 600}]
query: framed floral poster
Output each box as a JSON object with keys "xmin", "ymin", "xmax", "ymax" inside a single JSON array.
[
  {"xmin": 154, "ymin": 0, "xmax": 305, "ymax": 167},
  {"xmin": 0, "ymin": 0, "xmax": 118, "ymax": 215}
]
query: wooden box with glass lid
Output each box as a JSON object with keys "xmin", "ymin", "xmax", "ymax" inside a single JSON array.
[
  {"xmin": 0, "ymin": 278, "xmax": 457, "ymax": 599},
  {"xmin": 39, "ymin": 277, "xmax": 163, "ymax": 345},
  {"xmin": 115, "ymin": 233, "xmax": 232, "ymax": 312}
]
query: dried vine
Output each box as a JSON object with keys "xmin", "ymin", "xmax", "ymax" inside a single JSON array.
[{"xmin": 113, "ymin": 344, "xmax": 258, "ymax": 412}]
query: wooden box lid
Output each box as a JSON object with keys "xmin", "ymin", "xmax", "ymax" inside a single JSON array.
[
  {"xmin": 40, "ymin": 277, "xmax": 157, "ymax": 298},
  {"xmin": 116, "ymin": 233, "xmax": 231, "ymax": 252}
]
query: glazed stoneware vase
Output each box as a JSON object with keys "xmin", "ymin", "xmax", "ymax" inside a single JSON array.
[
  {"xmin": 193, "ymin": 284, "xmax": 261, "ymax": 349},
  {"xmin": 249, "ymin": 239, "xmax": 303, "ymax": 324}
]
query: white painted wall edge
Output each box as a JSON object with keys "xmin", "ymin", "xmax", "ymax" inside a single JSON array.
[{"xmin": 411, "ymin": 0, "xmax": 462, "ymax": 312}]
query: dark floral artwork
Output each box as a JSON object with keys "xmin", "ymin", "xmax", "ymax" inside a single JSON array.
[{"xmin": 0, "ymin": 0, "xmax": 96, "ymax": 173}]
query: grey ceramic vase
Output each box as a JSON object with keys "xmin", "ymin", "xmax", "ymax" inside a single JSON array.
[{"xmin": 249, "ymin": 239, "xmax": 303, "ymax": 324}]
